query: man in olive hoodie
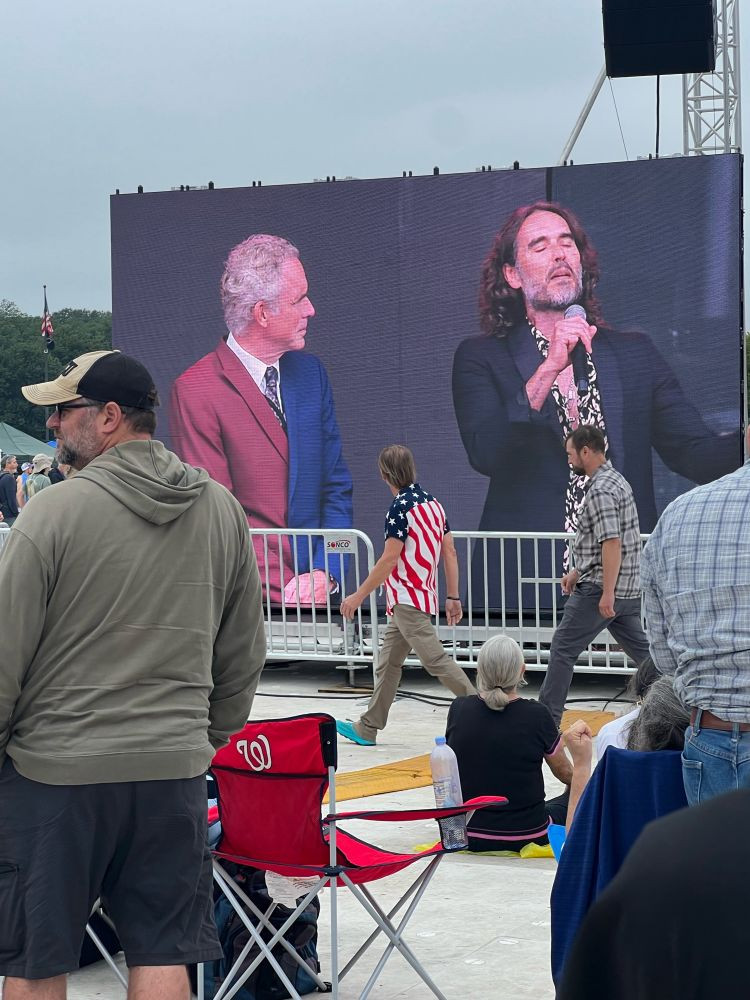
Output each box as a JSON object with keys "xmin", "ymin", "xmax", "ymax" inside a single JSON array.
[{"xmin": 0, "ymin": 351, "xmax": 266, "ymax": 1000}]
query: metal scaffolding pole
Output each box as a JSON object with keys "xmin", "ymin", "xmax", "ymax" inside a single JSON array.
[
  {"xmin": 558, "ymin": 66, "xmax": 607, "ymax": 165},
  {"xmin": 683, "ymin": 0, "xmax": 741, "ymax": 154}
]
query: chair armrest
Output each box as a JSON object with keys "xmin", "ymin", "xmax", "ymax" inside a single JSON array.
[{"xmin": 326, "ymin": 794, "xmax": 506, "ymax": 823}]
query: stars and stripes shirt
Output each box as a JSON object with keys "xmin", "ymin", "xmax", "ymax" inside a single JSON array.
[
  {"xmin": 383, "ymin": 483, "xmax": 449, "ymax": 616},
  {"xmin": 641, "ymin": 461, "xmax": 750, "ymax": 720}
]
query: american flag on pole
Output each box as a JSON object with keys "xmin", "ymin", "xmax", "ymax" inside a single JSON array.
[{"xmin": 41, "ymin": 287, "xmax": 54, "ymax": 342}]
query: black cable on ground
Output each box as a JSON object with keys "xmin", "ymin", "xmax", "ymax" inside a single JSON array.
[
  {"xmin": 385, "ymin": 690, "xmax": 454, "ymax": 707},
  {"xmin": 255, "ymin": 691, "xmax": 370, "ymax": 700},
  {"xmin": 254, "ymin": 687, "xmax": 454, "ymax": 707},
  {"xmin": 257, "ymin": 687, "xmax": 633, "ymax": 710},
  {"xmin": 602, "ymin": 685, "xmax": 630, "ymax": 711},
  {"xmin": 564, "ymin": 688, "xmax": 631, "ymax": 711}
]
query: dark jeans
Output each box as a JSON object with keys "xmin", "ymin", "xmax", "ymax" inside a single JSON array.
[{"xmin": 538, "ymin": 582, "xmax": 650, "ymax": 727}]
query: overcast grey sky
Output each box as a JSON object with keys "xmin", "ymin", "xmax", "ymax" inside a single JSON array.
[{"xmin": 1, "ymin": 0, "xmax": 744, "ymax": 314}]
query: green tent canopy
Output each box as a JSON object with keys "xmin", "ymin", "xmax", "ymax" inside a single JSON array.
[{"xmin": 0, "ymin": 422, "xmax": 56, "ymax": 459}]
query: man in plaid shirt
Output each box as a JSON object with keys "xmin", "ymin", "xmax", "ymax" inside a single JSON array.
[
  {"xmin": 539, "ymin": 425, "xmax": 650, "ymax": 725},
  {"xmin": 641, "ymin": 430, "xmax": 750, "ymax": 806}
]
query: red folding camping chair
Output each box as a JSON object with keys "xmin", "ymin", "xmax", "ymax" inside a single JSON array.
[{"xmin": 203, "ymin": 712, "xmax": 506, "ymax": 1000}]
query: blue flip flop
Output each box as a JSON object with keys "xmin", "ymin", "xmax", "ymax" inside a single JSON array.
[{"xmin": 336, "ymin": 719, "xmax": 375, "ymax": 746}]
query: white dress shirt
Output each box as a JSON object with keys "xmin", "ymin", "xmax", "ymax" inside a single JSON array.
[{"xmin": 226, "ymin": 333, "xmax": 284, "ymax": 414}]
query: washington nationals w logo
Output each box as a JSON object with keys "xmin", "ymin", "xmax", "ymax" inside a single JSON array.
[{"xmin": 236, "ymin": 735, "xmax": 272, "ymax": 771}]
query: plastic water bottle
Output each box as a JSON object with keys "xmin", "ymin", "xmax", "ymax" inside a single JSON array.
[{"xmin": 430, "ymin": 736, "xmax": 468, "ymax": 850}]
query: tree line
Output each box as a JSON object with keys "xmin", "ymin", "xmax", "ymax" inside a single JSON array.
[{"xmin": 0, "ymin": 300, "xmax": 112, "ymax": 441}]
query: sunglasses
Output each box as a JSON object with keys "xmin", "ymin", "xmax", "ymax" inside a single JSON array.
[{"xmin": 54, "ymin": 402, "xmax": 102, "ymax": 418}]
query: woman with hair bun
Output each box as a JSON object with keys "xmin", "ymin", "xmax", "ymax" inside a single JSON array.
[{"xmin": 446, "ymin": 634, "xmax": 572, "ymax": 852}]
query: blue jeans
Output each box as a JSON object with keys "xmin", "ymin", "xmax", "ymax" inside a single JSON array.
[{"xmin": 682, "ymin": 711, "xmax": 750, "ymax": 805}]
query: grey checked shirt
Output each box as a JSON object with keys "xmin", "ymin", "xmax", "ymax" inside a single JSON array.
[
  {"xmin": 641, "ymin": 460, "xmax": 750, "ymax": 721},
  {"xmin": 572, "ymin": 461, "xmax": 642, "ymax": 599}
]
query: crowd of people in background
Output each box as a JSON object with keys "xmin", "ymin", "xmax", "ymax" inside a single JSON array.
[{"xmin": 0, "ymin": 453, "xmax": 69, "ymax": 526}]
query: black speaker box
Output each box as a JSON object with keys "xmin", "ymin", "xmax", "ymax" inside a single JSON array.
[{"xmin": 603, "ymin": 0, "xmax": 716, "ymax": 78}]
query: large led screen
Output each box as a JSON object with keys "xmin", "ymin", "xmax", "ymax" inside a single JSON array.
[{"xmin": 111, "ymin": 155, "xmax": 743, "ymax": 609}]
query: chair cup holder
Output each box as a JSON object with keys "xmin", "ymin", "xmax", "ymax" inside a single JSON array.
[{"xmin": 436, "ymin": 814, "xmax": 468, "ymax": 851}]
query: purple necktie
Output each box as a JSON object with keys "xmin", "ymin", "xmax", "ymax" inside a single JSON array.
[{"xmin": 263, "ymin": 366, "xmax": 286, "ymax": 432}]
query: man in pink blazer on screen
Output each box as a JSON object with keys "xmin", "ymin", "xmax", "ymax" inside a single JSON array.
[{"xmin": 170, "ymin": 235, "xmax": 353, "ymax": 605}]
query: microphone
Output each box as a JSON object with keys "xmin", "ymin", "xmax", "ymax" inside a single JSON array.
[{"xmin": 564, "ymin": 303, "xmax": 589, "ymax": 395}]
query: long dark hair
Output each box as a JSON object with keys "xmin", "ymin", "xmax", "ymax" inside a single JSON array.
[{"xmin": 479, "ymin": 201, "xmax": 603, "ymax": 338}]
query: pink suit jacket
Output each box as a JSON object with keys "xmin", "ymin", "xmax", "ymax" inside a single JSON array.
[{"xmin": 169, "ymin": 340, "xmax": 292, "ymax": 604}]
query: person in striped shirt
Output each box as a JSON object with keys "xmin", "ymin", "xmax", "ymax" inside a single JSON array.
[{"xmin": 337, "ymin": 445, "xmax": 475, "ymax": 745}]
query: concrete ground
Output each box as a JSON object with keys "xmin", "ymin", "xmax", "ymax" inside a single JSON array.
[{"xmin": 26, "ymin": 663, "xmax": 630, "ymax": 1000}]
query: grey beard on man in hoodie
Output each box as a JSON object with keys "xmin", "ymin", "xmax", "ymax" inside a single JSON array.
[{"xmin": 57, "ymin": 407, "xmax": 102, "ymax": 470}]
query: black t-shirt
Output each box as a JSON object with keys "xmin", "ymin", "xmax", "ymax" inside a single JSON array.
[{"xmin": 446, "ymin": 696, "xmax": 561, "ymax": 847}]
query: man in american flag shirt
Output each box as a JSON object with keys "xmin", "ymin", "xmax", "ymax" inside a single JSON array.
[{"xmin": 337, "ymin": 445, "xmax": 475, "ymax": 745}]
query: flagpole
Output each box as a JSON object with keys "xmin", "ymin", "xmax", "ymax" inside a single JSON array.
[{"xmin": 42, "ymin": 285, "xmax": 50, "ymax": 435}]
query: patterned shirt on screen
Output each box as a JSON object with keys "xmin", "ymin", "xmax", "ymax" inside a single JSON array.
[
  {"xmin": 383, "ymin": 483, "xmax": 450, "ymax": 616},
  {"xmin": 532, "ymin": 323, "xmax": 609, "ymax": 534}
]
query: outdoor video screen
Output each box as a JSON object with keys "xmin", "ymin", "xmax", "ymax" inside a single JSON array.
[{"xmin": 111, "ymin": 155, "xmax": 743, "ymax": 608}]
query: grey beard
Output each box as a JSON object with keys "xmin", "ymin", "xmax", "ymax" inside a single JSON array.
[
  {"xmin": 56, "ymin": 417, "xmax": 101, "ymax": 471},
  {"xmin": 57, "ymin": 441, "xmax": 86, "ymax": 470},
  {"xmin": 528, "ymin": 284, "xmax": 582, "ymax": 312}
]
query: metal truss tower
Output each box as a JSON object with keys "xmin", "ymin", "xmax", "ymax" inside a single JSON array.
[{"xmin": 683, "ymin": 0, "xmax": 741, "ymax": 154}]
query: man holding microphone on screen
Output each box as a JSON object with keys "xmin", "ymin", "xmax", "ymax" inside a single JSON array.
[
  {"xmin": 452, "ymin": 202, "xmax": 741, "ymax": 613},
  {"xmin": 453, "ymin": 202, "xmax": 740, "ymax": 542}
]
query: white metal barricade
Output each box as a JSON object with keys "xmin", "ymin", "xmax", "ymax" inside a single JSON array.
[
  {"xmin": 428, "ymin": 530, "xmax": 649, "ymax": 676},
  {"xmin": 0, "ymin": 522, "xmax": 649, "ymax": 681},
  {"xmin": 0, "ymin": 524, "xmax": 10, "ymax": 555},
  {"xmin": 249, "ymin": 528, "xmax": 379, "ymax": 683},
  {"xmin": 348, "ymin": 530, "xmax": 648, "ymax": 681}
]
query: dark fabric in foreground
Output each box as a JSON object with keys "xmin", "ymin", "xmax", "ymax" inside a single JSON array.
[
  {"xmin": 550, "ymin": 747, "xmax": 687, "ymax": 986},
  {"xmin": 558, "ymin": 789, "xmax": 750, "ymax": 1000}
]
